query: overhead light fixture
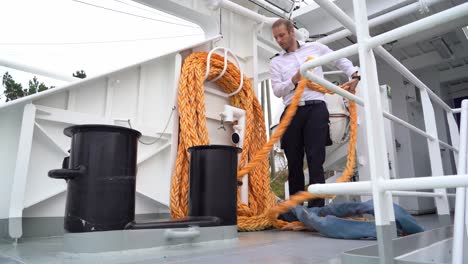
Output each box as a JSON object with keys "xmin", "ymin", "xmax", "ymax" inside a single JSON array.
[
  {"xmin": 430, "ymin": 37, "xmax": 454, "ymax": 60},
  {"xmin": 264, "ymin": 0, "xmax": 295, "ymax": 13}
]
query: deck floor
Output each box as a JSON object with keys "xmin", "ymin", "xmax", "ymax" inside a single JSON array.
[{"xmin": 0, "ymin": 214, "xmax": 444, "ymax": 264}]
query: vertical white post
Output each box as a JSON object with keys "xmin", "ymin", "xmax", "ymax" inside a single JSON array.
[
  {"xmin": 381, "ymin": 85, "xmax": 399, "ymax": 206},
  {"xmin": 447, "ymin": 111, "xmax": 460, "ymax": 168},
  {"xmin": 169, "ymin": 54, "xmax": 182, "ymax": 178},
  {"xmin": 252, "ymin": 30, "xmax": 259, "ymax": 98},
  {"xmin": 452, "ymin": 99, "xmax": 467, "ymax": 264},
  {"xmin": 8, "ymin": 103, "xmax": 36, "ymax": 239},
  {"xmin": 136, "ymin": 65, "xmax": 145, "ymax": 126},
  {"xmin": 419, "ymin": 85, "xmax": 451, "ymax": 222},
  {"xmin": 67, "ymin": 90, "xmax": 76, "ymax": 111},
  {"xmin": 105, "ymin": 77, "xmax": 114, "ymax": 121},
  {"xmin": 353, "ymin": 1, "xmax": 395, "ymax": 263}
]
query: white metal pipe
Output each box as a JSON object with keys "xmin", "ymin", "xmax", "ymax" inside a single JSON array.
[
  {"xmin": 391, "ymin": 191, "xmax": 444, "ymax": 198},
  {"xmin": 300, "ymin": 44, "xmax": 358, "ymax": 76},
  {"xmin": 382, "ymin": 175, "xmax": 468, "ymax": 191},
  {"xmin": 426, "ymin": 89, "xmax": 452, "ymax": 113},
  {"xmin": 317, "ymin": 0, "xmax": 444, "ymax": 45},
  {"xmin": 210, "ymin": 0, "xmax": 277, "ymax": 24},
  {"xmin": 220, "ymin": 105, "xmax": 248, "ymax": 204},
  {"xmin": 383, "ymin": 111, "xmax": 457, "ymax": 152},
  {"xmin": 453, "ymin": 108, "xmax": 461, "ymax": 114},
  {"xmin": 323, "ymin": 70, "xmax": 345, "ymax": 76},
  {"xmin": 375, "ymin": 46, "xmax": 452, "ymax": 112},
  {"xmin": 367, "ymin": 3, "xmax": 468, "ymax": 51},
  {"xmin": 314, "ymin": 0, "xmax": 356, "ymax": 34},
  {"xmin": 465, "ymin": 187, "xmax": 468, "ymax": 237},
  {"xmin": 439, "ymin": 140, "xmax": 457, "ymax": 153},
  {"xmin": 308, "ymin": 181, "xmax": 372, "ymax": 195},
  {"xmin": 0, "ymin": 57, "xmax": 76, "ymax": 82},
  {"xmin": 313, "ymin": 0, "xmax": 453, "ymax": 113},
  {"xmin": 248, "ymin": 0, "xmax": 289, "ymax": 17},
  {"xmin": 368, "ymin": 0, "xmax": 441, "ymax": 26},
  {"xmin": 383, "ymin": 111, "xmax": 435, "ymax": 140},
  {"xmin": 204, "ymin": 47, "xmax": 244, "ymax": 97},
  {"xmin": 308, "ymin": 175, "xmax": 468, "ymax": 195},
  {"xmin": 302, "ymin": 71, "xmax": 364, "ymax": 105},
  {"xmin": 353, "ymin": 0, "xmax": 396, "ymax": 230},
  {"xmin": 452, "ymin": 99, "xmax": 468, "ymax": 264},
  {"xmin": 169, "ymin": 54, "xmax": 183, "ymax": 182},
  {"xmin": 317, "ymin": 29, "xmax": 352, "ymax": 45},
  {"xmin": 447, "ymin": 111, "xmax": 460, "ymax": 166}
]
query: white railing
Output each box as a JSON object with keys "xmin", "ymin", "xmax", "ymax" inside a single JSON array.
[{"xmin": 299, "ymin": 1, "xmax": 468, "ymax": 263}]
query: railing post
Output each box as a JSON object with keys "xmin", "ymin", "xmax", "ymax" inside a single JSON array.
[
  {"xmin": 8, "ymin": 103, "xmax": 36, "ymax": 240},
  {"xmin": 352, "ymin": 1, "xmax": 395, "ymax": 263},
  {"xmin": 452, "ymin": 99, "xmax": 468, "ymax": 264}
]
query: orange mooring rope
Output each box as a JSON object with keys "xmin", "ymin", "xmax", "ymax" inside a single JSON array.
[{"xmin": 170, "ymin": 52, "xmax": 358, "ymax": 231}]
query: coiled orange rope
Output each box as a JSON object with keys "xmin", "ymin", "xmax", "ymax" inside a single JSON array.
[{"xmin": 171, "ymin": 52, "xmax": 358, "ymax": 231}]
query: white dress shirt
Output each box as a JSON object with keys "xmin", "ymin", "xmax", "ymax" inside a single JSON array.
[{"xmin": 270, "ymin": 41, "xmax": 358, "ymax": 105}]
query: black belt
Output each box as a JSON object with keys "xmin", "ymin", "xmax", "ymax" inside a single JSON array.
[{"xmin": 298, "ymin": 100, "xmax": 324, "ymax": 106}]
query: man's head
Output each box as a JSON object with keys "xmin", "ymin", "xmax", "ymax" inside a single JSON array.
[{"xmin": 272, "ymin": 18, "xmax": 296, "ymax": 51}]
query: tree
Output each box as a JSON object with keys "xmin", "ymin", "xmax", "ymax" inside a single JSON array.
[
  {"xmin": 1, "ymin": 69, "xmax": 86, "ymax": 102},
  {"xmin": 73, "ymin": 70, "xmax": 87, "ymax": 79},
  {"xmin": 1, "ymin": 72, "xmax": 54, "ymax": 102},
  {"xmin": 2, "ymin": 72, "xmax": 25, "ymax": 102},
  {"xmin": 28, "ymin": 76, "xmax": 49, "ymax": 95}
]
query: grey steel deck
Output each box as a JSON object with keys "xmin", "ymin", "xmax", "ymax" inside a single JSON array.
[{"xmin": 0, "ymin": 214, "xmax": 444, "ymax": 264}]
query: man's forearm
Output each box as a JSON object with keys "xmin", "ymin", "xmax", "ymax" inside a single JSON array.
[{"xmin": 272, "ymin": 79, "xmax": 295, "ymax": 97}]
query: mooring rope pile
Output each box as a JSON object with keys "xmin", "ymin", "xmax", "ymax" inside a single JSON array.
[{"xmin": 170, "ymin": 52, "xmax": 358, "ymax": 231}]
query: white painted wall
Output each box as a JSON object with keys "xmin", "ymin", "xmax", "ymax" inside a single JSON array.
[
  {"xmin": 0, "ymin": 48, "xmax": 194, "ymax": 223},
  {"xmin": 0, "ymin": 105, "xmax": 23, "ymax": 219}
]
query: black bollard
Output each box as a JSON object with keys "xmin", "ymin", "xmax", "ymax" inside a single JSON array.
[
  {"xmin": 188, "ymin": 145, "xmax": 240, "ymax": 226},
  {"xmin": 49, "ymin": 125, "xmax": 141, "ymax": 232}
]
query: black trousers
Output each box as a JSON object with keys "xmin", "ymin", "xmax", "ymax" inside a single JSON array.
[{"xmin": 281, "ymin": 102, "xmax": 329, "ymax": 207}]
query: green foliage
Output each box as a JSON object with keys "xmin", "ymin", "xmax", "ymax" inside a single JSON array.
[
  {"xmin": 28, "ymin": 76, "xmax": 50, "ymax": 95},
  {"xmin": 2, "ymin": 72, "xmax": 25, "ymax": 102},
  {"xmin": 270, "ymin": 169, "xmax": 288, "ymax": 199},
  {"xmin": 1, "ymin": 72, "xmax": 55, "ymax": 102},
  {"xmin": 1, "ymin": 69, "xmax": 88, "ymax": 102},
  {"xmin": 0, "ymin": 69, "xmax": 89, "ymax": 102}
]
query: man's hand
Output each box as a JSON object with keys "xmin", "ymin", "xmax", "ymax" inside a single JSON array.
[
  {"xmin": 343, "ymin": 78, "xmax": 359, "ymax": 93},
  {"xmin": 291, "ymin": 70, "xmax": 301, "ymax": 86}
]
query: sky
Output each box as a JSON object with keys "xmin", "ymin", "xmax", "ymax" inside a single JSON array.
[{"xmin": 0, "ymin": 0, "xmax": 204, "ymax": 103}]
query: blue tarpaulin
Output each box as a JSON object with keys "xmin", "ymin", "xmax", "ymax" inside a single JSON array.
[{"xmin": 279, "ymin": 200, "xmax": 424, "ymax": 239}]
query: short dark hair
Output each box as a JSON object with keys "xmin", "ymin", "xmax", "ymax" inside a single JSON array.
[{"xmin": 272, "ymin": 18, "xmax": 294, "ymax": 32}]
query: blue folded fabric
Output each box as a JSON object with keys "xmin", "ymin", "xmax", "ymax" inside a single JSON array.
[{"xmin": 283, "ymin": 200, "xmax": 424, "ymax": 239}]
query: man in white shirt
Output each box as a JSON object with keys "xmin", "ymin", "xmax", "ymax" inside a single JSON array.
[{"xmin": 270, "ymin": 18, "xmax": 360, "ymax": 207}]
